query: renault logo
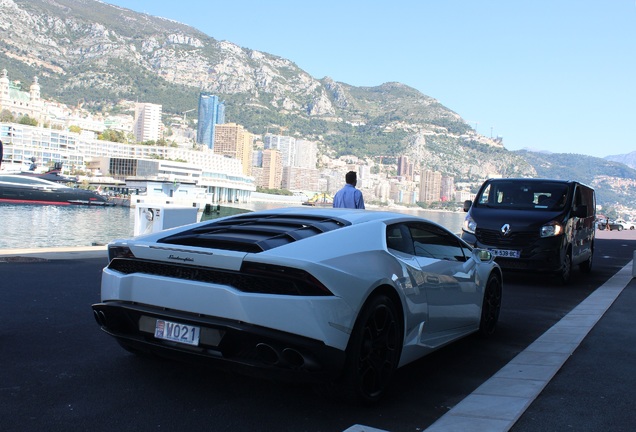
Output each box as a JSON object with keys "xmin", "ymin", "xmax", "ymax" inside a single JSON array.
[{"xmin": 501, "ymin": 223, "xmax": 511, "ymax": 236}]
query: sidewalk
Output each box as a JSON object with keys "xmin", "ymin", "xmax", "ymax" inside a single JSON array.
[
  {"xmin": 511, "ymin": 273, "xmax": 636, "ymax": 431},
  {"xmin": 420, "ymin": 261, "xmax": 634, "ymax": 432},
  {"xmin": 0, "ymin": 245, "xmax": 107, "ymax": 261}
]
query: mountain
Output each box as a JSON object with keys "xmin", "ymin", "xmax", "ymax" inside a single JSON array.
[
  {"xmin": 0, "ymin": 0, "xmax": 536, "ymax": 179},
  {"xmin": 0, "ymin": 0, "xmax": 633, "ymax": 211},
  {"xmin": 605, "ymin": 151, "xmax": 636, "ymax": 170},
  {"xmin": 516, "ymin": 150, "xmax": 636, "ymax": 209}
]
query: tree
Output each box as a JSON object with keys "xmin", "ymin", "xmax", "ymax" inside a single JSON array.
[
  {"xmin": 0, "ymin": 109, "xmax": 14, "ymax": 122},
  {"xmin": 18, "ymin": 115, "xmax": 38, "ymax": 126},
  {"xmin": 98, "ymin": 129, "xmax": 126, "ymax": 143}
]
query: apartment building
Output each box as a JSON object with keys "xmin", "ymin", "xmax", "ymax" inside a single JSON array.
[
  {"xmin": 258, "ymin": 148, "xmax": 283, "ymax": 189},
  {"xmin": 263, "ymin": 134, "xmax": 295, "ymax": 167},
  {"xmin": 133, "ymin": 103, "xmax": 162, "ymax": 142},
  {"xmin": 281, "ymin": 166, "xmax": 320, "ymax": 191},
  {"xmin": 419, "ymin": 169, "xmax": 442, "ymax": 203},
  {"xmin": 214, "ymin": 123, "xmax": 253, "ymax": 176}
]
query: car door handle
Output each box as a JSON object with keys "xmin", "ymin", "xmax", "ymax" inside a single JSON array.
[{"xmin": 426, "ymin": 275, "xmax": 440, "ymax": 284}]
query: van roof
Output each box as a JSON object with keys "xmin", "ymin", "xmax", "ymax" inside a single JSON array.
[{"xmin": 486, "ymin": 178, "xmax": 594, "ymax": 190}]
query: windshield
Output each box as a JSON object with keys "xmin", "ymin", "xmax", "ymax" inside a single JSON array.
[{"xmin": 476, "ymin": 181, "xmax": 569, "ymax": 211}]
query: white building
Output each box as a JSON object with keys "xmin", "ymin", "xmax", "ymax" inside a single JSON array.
[
  {"xmin": 264, "ymin": 134, "xmax": 295, "ymax": 167},
  {"xmin": 0, "ymin": 69, "xmax": 43, "ymax": 124},
  {"xmin": 294, "ymin": 139, "xmax": 317, "ymax": 169},
  {"xmin": 0, "ymin": 122, "xmax": 255, "ymax": 203},
  {"xmin": 134, "ymin": 103, "xmax": 162, "ymax": 142}
]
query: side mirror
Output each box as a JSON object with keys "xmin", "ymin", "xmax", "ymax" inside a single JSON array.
[
  {"xmin": 463, "ymin": 200, "xmax": 472, "ymax": 212},
  {"xmin": 472, "ymin": 248, "xmax": 494, "ymax": 263}
]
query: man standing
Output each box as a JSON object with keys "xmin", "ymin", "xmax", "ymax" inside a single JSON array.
[{"xmin": 333, "ymin": 171, "xmax": 365, "ymax": 209}]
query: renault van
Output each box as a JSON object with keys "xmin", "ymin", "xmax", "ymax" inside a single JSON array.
[{"xmin": 461, "ymin": 178, "xmax": 595, "ymax": 284}]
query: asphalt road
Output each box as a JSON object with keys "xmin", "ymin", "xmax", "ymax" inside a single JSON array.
[{"xmin": 1, "ymin": 230, "xmax": 634, "ymax": 432}]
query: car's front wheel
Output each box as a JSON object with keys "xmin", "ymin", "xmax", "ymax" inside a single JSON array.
[
  {"xmin": 479, "ymin": 273, "xmax": 502, "ymax": 337},
  {"xmin": 557, "ymin": 250, "xmax": 572, "ymax": 284},
  {"xmin": 579, "ymin": 250, "xmax": 593, "ymax": 273},
  {"xmin": 342, "ymin": 294, "xmax": 402, "ymax": 404}
]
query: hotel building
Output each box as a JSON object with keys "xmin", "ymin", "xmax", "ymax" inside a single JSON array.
[{"xmin": 0, "ymin": 122, "xmax": 255, "ymax": 203}]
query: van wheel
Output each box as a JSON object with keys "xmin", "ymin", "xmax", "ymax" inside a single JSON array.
[
  {"xmin": 557, "ymin": 250, "xmax": 572, "ymax": 284},
  {"xmin": 479, "ymin": 273, "xmax": 502, "ymax": 337},
  {"xmin": 579, "ymin": 252, "xmax": 593, "ymax": 273}
]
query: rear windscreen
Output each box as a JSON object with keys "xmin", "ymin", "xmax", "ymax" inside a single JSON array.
[{"xmin": 476, "ymin": 181, "xmax": 570, "ymax": 211}]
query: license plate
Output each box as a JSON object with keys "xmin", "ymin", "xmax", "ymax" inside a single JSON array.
[
  {"xmin": 490, "ymin": 249, "xmax": 521, "ymax": 258},
  {"xmin": 154, "ymin": 319, "xmax": 200, "ymax": 346}
]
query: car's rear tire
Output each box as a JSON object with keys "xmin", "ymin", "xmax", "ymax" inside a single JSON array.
[
  {"xmin": 341, "ymin": 294, "xmax": 402, "ymax": 404},
  {"xmin": 479, "ymin": 273, "xmax": 502, "ymax": 337},
  {"xmin": 618, "ymin": 225, "xmax": 624, "ymax": 231}
]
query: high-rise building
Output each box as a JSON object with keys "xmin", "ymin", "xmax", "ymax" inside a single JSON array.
[
  {"xmin": 419, "ymin": 169, "xmax": 442, "ymax": 203},
  {"xmin": 263, "ymin": 134, "xmax": 295, "ymax": 167},
  {"xmin": 134, "ymin": 103, "xmax": 162, "ymax": 142},
  {"xmin": 441, "ymin": 175, "xmax": 455, "ymax": 202},
  {"xmin": 282, "ymin": 166, "xmax": 320, "ymax": 191},
  {"xmin": 214, "ymin": 123, "xmax": 253, "ymax": 176},
  {"xmin": 260, "ymin": 148, "xmax": 283, "ymax": 189},
  {"xmin": 294, "ymin": 139, "xmax": 317, "ymax": 169},
  {"xmin": 196, "ymin": 93, "xmax": 225, "ymax": 150},
  {"xmin": 397, "ymin": 156, "xmax": 409, "ymax": 178}
]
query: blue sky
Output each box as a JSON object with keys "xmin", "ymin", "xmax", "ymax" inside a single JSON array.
[{"xmin": 105, "ymin": 0, "xmax": 635, "ymax": 158}]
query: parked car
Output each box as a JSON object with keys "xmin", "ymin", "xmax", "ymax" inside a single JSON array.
[
  {"xmin": 599, "ymin": 219, "xmax": 635, "ymax": 231},
  {"xmin": 92, "ymin": 208, "xmax": 503, "ymax": 403},
  {"xmin": 461, "ymin": 178, "xmax": 596, "ymax": 284},
  {"xmin": 612, "ymin": 219, "xmax": 635, "ymax": 230}
]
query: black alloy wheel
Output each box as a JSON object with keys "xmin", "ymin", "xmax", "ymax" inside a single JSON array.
[
  {"xmin": 343, "ymin": 294, "xmax": 402, "ymax": 404},
  {"xmin": 479, "ymin": 273, "xmax": 502, "ymax": 337}
]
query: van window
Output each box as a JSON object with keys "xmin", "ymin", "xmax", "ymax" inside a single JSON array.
[
  {"xmin": 475, "ymin": 180, "xmax": 569, "ymax": 211},
  {"xmin": 574, "ymin": 185, "xmax": 595, "ymax": 217}
]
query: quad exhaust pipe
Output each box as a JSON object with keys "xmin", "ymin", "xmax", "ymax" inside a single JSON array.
[
  {"xmin": 93, "ymin": 309, "xmax": 107, "ymax": 327},
  {"xmin": 255, "ymin": 343, "xmax": 319, "ymax": 370}
]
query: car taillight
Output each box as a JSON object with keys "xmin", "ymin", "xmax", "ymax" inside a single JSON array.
[
  {"xmin": 108, "ymin": 245, "xmax": 135, "ymax": 262},
  {"xmin": 240, "ymin": 262, "xmax": 334, "ymax": 296}
]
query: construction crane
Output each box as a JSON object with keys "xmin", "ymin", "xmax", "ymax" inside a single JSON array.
[{"xmin": 182, "ymin": 109, "xmax": 195, "ymax": 122}]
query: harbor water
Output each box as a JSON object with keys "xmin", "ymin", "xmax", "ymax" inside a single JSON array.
[{"xmin": 0, "ymin": 203, "xmax": 466, "ymax": 250}]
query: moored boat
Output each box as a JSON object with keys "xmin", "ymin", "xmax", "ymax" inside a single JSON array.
[
  {"xmin": 0, "ymin": 174, "xmax": 115, "ymax": 206},
  {"xmin": 14, "ymin": 162, "xmax": 78, "ymax": 184}
]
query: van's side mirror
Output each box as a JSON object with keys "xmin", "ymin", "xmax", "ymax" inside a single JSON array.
[
  {"xmin": 463, "ymin": 200, "xmax": 472, "ymax": 212},
  {"xmin": 573, "ymin": 205, "xmax": 587, "ymax": 218}
]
